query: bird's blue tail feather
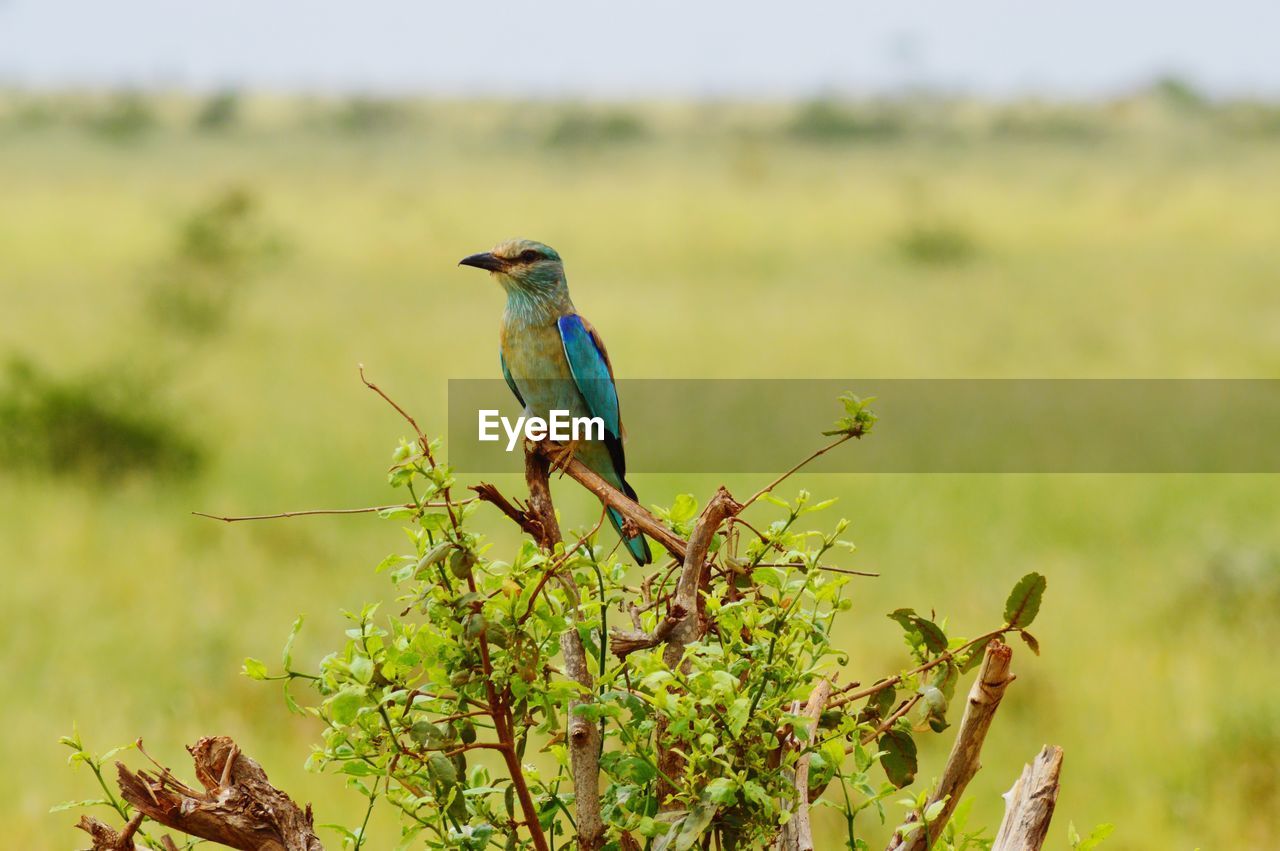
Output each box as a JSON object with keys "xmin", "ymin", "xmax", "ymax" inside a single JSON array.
[{"xmin": 606, "ymin": 505, "xmax": 651, "ymax": 565}]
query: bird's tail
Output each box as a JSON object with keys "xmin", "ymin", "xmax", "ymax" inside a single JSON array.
[{"xmin": 606, "ymin": 478, "xmax": 652, "ymax": 565}]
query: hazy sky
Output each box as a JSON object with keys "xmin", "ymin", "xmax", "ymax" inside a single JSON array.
[{"xmin": 2, "ymin": 1, "xmax": 1278, "ymax": 97}]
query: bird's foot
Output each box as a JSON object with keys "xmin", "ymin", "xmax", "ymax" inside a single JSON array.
[{"xmin": 546, "ymin": 439, "xmax": 580, "ymax": 477}]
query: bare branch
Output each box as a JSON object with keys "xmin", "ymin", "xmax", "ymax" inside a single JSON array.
[
  {"xmin": 609, "ymin": 608, "xmax": 685, "ymax": 659},
  {"xmin": 776, "ymin": 679, "xmax": 834, "ymax": 851},
  {"xmin": 194, "ymin": 504, "xmax": 408, "ymax": 522},
  {"xmin": 524, "ymin": 446, "xmax": 604, "ymax": 851},
  {"xmin": 657, "ymin": 486, "xmax": 742, "ymax": 806},
  {"xmin": 888, "ymin": 641, "xmax": 1015, "ymax": 851},
  {"xmin": 752, "ymin": 561, "xmax": 879, "ymax": 578},
  {"xmin": 106, "ymin": 736, "xmax": 322, "ymax": 851},
  {"xmin": 662, "ymin": 486, "xmax": 742, "ymax": 670},
  {"xmin": 991, "ymin": 745, "xmax": 1065, "ymax": 851},
  {"xmin": 542, "ymin": 446, "xmax": 689, "ymax": 560},
  {"xmin": 740, "ymin": 432, "xmax": 854, "ymax": 512},
  {"xmin": 860, "ymin": 694, "xmax": 923, "ymax": 746},
  {"xmin": 76, "ymin": 812, "xmax": 142, "ymax": 850}
]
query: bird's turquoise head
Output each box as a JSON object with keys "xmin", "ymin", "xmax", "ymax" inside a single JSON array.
[{"xmin": 459, "ymin": 239, "xmax": 567, "ymax": 300}]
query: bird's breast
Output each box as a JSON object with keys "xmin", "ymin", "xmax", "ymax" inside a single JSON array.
[{"xmin": 501, "ymin": 318, "xmax": 585, "ymax": 417}]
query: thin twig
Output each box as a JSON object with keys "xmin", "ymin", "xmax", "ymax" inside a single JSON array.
[
  {"xmin": 739, "ymin": 433, "xmax": 854, "ymax": 512},
  {"xmin": 192, "ymin": 501, "xmax": 466, "ymax": 523},
  {"xmin": 752, "ymin": 561, "xmax": 879, "ymax": 578}
]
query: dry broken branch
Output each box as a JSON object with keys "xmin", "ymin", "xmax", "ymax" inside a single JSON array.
[
  {"xmin": 95, "ymin": 736, "xmax": 323, "ymax": 851},
  {"xmin": 991, "ymin": 745, "xmax": 1065, "ymax": 851},
  {"xmin": 888, "ymin": 640, "xmax": 1016, "ymax": 851}
]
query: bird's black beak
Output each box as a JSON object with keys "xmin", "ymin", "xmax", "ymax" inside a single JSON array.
[{"xmin": 458, "ymin": 252, "xmax": 506, "ymax": 272}]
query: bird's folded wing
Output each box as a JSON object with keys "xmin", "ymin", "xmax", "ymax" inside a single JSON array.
[{"xmin": 557, "ymin": 313, "xmax": 623, "ymax": 442}]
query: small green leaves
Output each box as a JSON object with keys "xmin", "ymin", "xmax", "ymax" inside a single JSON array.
[
  {"xmin": 1069, "ymin": 821, "xmax": 1116, "ymax": 850},
  {"xmin": 824, "ymin": 392, "xmax": 878, "ymax": 437},
  {"xmin": 879, "ymin": 728, "xmax": 918, "ymax": 788},
  {"xmin": 242, "ymin": 657, "xmax": 269, "ymax": 680},
  {"xmin": 887, "ymin": 608, "xmax": 948, "ymax": 655},
  {"xmin": 1004, "ymin": 572, "xmax": 1048, "ymax": 628}
]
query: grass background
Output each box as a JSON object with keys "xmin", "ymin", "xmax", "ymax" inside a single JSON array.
[{"xmin": 3, "ymin": 90, "xmax": 1279, "ymax": 849}]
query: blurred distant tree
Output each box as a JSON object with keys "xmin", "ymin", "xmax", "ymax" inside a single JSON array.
[
  {"xmin": 193, "ymin": 90, "xmax": 242, "ymax": 133},
  {"xmin": 61, "ymin": 385, "xmax": 1085, "ymax": 851},
  {"xmin": 545, "ymin": 108, "xmax": 649, "ymax": 149},
  {"xmin": 85, "ymin": 92, "xmax": 156, "ymax": 143},
  {"xmin": 147, "ymin": 186, "xmax": 286, "ymax": 335},
  {"xmin": 0, "ymin": 356, "xmax": 203, "ymax": 480},
  {"xmin": 786, "ymin": 99, "xmax": 906, "ymax": 143}
]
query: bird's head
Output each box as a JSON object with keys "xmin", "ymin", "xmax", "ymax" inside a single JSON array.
[{"xmin": 459, "ymin": 239, "xmax": 566, "ymax": 298}]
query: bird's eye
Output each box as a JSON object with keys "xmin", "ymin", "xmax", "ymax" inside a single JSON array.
[{"xmin": 519, "ymin": 249, "xmax": 541, "ymax": 263}]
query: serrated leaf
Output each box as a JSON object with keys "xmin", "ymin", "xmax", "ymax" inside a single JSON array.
[{"xmin": 1004, "ymin": 572, "xmax": 1047, "ymax": 628}]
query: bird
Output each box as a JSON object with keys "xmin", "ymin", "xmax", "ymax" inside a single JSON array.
[{"xmin": 459, "ymin": 238, "xmax": 652, "ymax": 565}]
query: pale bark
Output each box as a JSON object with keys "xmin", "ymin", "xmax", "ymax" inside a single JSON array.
[
  {"xmin": 991, "ymin": 745, "xmax": 1065, "ymax": 851},
  {"xmin": 888, "ymin": 640, "xmax": 1015, "ymax": 851},
  {"xmin": 524, "ymin": 448, "xmax": 605, "ymax": 851},
  {"xmin": 776, "ymin": 679, "xmax": 834, "ymax": 851}
]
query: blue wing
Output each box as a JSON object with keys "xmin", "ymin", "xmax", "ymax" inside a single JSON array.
[
  {"xmin": 557, "ymin": 314, "xmax": 652, "ymax": 566},
  {"xmin": 499, "ymin": 351, "xmax": 524, "ymax": 408},
  {"xmin": 557, "ymin": 314, "xmax": 621, "ymax": 440}
]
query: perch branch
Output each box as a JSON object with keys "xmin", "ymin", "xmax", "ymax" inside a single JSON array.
[
  {"xmin": 991, "ymin": 745, "xmax": 1065, "ymax": 851},
  {"xmin": 539, "ymin": 446, "xmax": 689, "ymax": 560},
  {"xmin": 887, "ymin": 640, "xmax": 1015, "ymax": 851}
]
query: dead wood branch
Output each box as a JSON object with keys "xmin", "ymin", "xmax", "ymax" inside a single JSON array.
[
  {"xmin": 776, "ymin": 678, "xmax": 834, "ymax": 851},
  {"xmin": 524, "ymin": 447, "xmax": 605, "ymax": 851},
  {"xmin": 656, "ymin": 486, "xmax": 742, "ymax": 805},
  {"xmin": 105, "ymin": 736, "xmax": 322, "ymax": 851},
  {"xmin": 662, "ymin": 486, "xmax": 741, "ymax": 670},
  {"xmin": 76, "ymin": 813, "xmax": 142, "ymax": 850},
  {"xmin": 991, "ymin": 745, "xmax": 1064, "ymax": 851},
  {"xmin": 888, "ymin": 640, "xmax": 1015, "ymax": 851}
]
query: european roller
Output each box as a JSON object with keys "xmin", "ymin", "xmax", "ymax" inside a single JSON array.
[{"xmin": 460, "ymin": 239, "xmax": 652, "ymax": 565}]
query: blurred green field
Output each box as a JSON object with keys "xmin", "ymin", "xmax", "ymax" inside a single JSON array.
[{"xmin": 2, "ymin": 93, "xmax": 1279, "ymax": 849}]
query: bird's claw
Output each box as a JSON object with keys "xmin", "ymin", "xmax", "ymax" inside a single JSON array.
[{"xmin": 546, "ymin": 439, "xmax": 579, "ymax": 477}]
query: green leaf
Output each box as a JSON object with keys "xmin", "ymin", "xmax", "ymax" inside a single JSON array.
[
  {"xmin": 1019, "ymin": 629, "xmax": 1041, "ymax": 655},
  {"xmin": 1004, "ymin": 572, "xmax": 1047, "ymax": 628},
  {"xmin": 886, "ymin": 609, "xmax": 948, "ymax": 655},
  {"xmin": 1070, "ymin": 822, "xmax": 1116, "ymax": 850},
  {"xmin": 703, "ymin": 777, "xmax": 738, "ymax": 805},
  {"xmin": 879, "ymin": 729, "xmax": 917, "ymax": 788},
  {"xmin": 282, "ymin": 615, "xmax": 304, "ymax": 669},
  {"xmin": 242, "ymin": 657, "xmax": 269, "ymax": 680},
  {"xmin": 328, "ymin": 686, "xmax": 365, "ymax": 726},
  {"xmin": 669, "ymin": 494, "xmax": 698, "ymax": 524},
  {"xmin": 349, "ymin": 655, "xmax": 374, "ymax": 684}
]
